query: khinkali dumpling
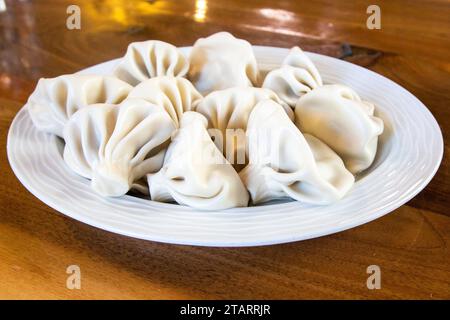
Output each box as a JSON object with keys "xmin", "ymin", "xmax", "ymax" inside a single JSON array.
[
  {"xmin": 195, "ymin": 87, "xmax": 294, "ymax": 171},
  {"xmin": 295, "ymin": 84, "xmax": 384, "ymax": 174},
  {"xmin": 114, "ymin": 40, "xmax": 189, "ymax": 86},
  {"xmin": 27, "ymin": 74, "xmax": 132, "ymax": 137},
  {"xmin": 148, "ymin": 112, "xmax": 249, "ymax": 210},
  {"xmin": 188, "ymin": 32, "xmax": 259, "ymax": 95},
  {"xmin": 127, "ymin": 76, "xmax": 202, "ymax": 127},
  {"xmin": 262, "ymin": 46, "xmax": 323, "ymax": 107},
  {"xmin": 63, "ymin": 98, "xmax": 177, "ymax": 197},
  {"xmin": 239, "ymin": 100, "xmax": 354, "ymax": 205}
]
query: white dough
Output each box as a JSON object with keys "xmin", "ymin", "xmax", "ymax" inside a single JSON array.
[
  {"xmin": 148, "ymin": 112, "xmax": 249, "ymax": 210},
  {"xmin": 263, "ymin": 46, "xmax": 323, "ymax": 107},
  {"xmin": 63, "ymin": 98, "xmax": 177, "ymax": 197},
  {"xmin": 114, "ymin": 40, "xmax": 189, "ymax": 85},
  {"xmin": 127, "ymin": 76, "xmax": 203, "ymax": 127},
  {"xmin": 188, "ymin": 32, "xmax": 259, "ymax": 95},
  {"xmin": 27, "ymin": 74, "xmax": 132, "ymax": 137},
  {"xmin": 239, "ymin": 100, "xmax": 354, "ymax": 205},
  {"xmin": 295, "ymin": 84, "xmax": 384, "ymax": 174},
  {"xmin": 195, "ymin": 87, "xmax": 294, "ymax": 171}
]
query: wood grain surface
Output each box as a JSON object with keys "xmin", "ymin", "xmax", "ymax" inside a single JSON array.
[{"xmin": 0, "ymin": 0, "xmax": 449, "ymax": 299}]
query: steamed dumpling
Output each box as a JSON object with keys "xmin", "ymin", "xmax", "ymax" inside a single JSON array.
[
  {"xmin": 295, "ymin": 84, "xmax": 384, "ymax": 174},
  {"xmin": 27, "ymin": 74, "xmax": 132, "ymax": 137},
  {"xmin": 195, "ymin": 87, "xmax": 294, "ymax": 171},
  {"xmin": 63, "ymin": 98, "xmax": 176, "ymax": 197},
  {"xmin": 114, "ymin": 40, "xmax": 189, "ymax": 86},
  {"xmin": 239, "ymin": 100, "xmax": 354, "ymax": 205},
  {"xmin": 127, "ymin": 76, "xmax": 203, "ymax": 127},
  {"xmin": 262, "ymin": 46, "xmax": 322, "ymax": 107},
  {"xmin": 188, "ymin": 32, "xmax": 259, "ymax": 95},
  {"xmin": 148, "ymin": 112, "xmax": 249, "ymax": 210}
]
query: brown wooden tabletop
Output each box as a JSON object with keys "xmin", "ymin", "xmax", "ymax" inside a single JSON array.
[{"xmin": 0, "ymin": 0, "xmax": 449, "ymax": 299}]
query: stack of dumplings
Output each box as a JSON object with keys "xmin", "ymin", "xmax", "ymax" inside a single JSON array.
[{"xmin": 26, "ymin": 32, "xmax": 384, "ymax": 210}]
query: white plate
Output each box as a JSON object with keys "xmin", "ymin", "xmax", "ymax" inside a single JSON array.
[{"xmin": 7, "ymin": 46, "xmax": 443, "ymax": 247}]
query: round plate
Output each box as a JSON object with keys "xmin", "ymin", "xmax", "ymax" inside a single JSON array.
[{"xmin": 7, "ymin": 46, "xmax": 443, "ymax": 247}]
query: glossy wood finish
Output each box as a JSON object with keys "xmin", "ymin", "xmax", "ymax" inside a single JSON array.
[{"xmin": 0, "ymin": 0, "xmax": 449, "ymax": 299}]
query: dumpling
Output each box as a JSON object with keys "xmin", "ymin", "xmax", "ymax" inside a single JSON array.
[
  {"xmin": 262, "ymin": 46, "xmax": 322, "ymax": 107},
  {"xmin": 188, "ymin": 32, "xmax": 259, "ymax": 95},
  {"xmin": 27, "ymin": 74, "xmax": 132, "ymax": 137},
  {"xmin": 148, "ymin": 111, "xmax": 249, "ymax": 210},
  {"xmin": 283, "ymin": 46, "xmax": 322, "ymax": 84},
  {"xmin": 295, "ymin": 84, "xmax": 384, "ymax": 174},
  {"xmin": 195, "ymin": 87, "xmax": 294, "ymax": 171},
  {"xmin": 63, "ymin": 98, "xmax": 177, "ymax": 197},
  {"xmin": 127, "ymin": 76, "xmax": 202, "ymax": 127},
  {"xmin": 262, "ymin": 66, "xmax": 320, "ymax": 108},
  {"xmin": 239, "ymin": 100, "xmax": 354, "ymax": 205},
  {"xmin": 113, "ymin": 40, "xmax": 189, "ymax": 86}
]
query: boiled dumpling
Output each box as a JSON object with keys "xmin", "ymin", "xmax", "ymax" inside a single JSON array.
[
  {"xmin": 283, "ymin": 46, "xmax": 322, "ymax": 84},
  {"xmin": 262, "ymin": 46, "xmax": 322, "ymax": 107},
  {"xmin": 148, "ymin": 111, "xmax": 249, "ymax": 210},
  {"xmin": 63, "ymin": 98, "xmax": 177, "ymax": 197},
  {"xmin": 114, "ymin": 40, "xmax": 189, "ymax": 86},
  {"xmin": 262, "ymin": 66, "xmax": 320, "ymax": 107},
  {"xmin": 195, "ymin": 87, "xmax": 294, "ymax": 171},
  {"xmin": 27, "ymin": 74, "xmax": 132, "ymax": 137},
  {"xmin": 295, "ymin": 84, "xmax": 384, "ymax": 174},
  {"xmin": 239, "ymin": 100, "xmax": 354, "ymax": 205},
  {"xmin": 188, "ymin": 32, "xmax": 259, "ymax": 95},
  {"xmin": 127, "ymin": 76, "xmax": 202, "ymax": 127}
]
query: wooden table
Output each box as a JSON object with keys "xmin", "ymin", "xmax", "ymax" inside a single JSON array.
[{"xmin": 0, "ymin": 0, "xmax": 449, "ymax": 299}]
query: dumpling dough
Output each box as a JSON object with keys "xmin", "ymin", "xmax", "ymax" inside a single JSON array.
[
  {"xmin": 262, "ymin": 46, "xmax": 323, "ymax": 107},
  {"xmin": 27, "ymin": 74, "xmax": 132, "ymax": 137},
  {"xmin": 239, "ymin": 100, "xmax": 354, "ymax": 205},
  {"xmin": 148, "ymin": 112, "xmax": 249, "ymax": 210},
  {"xmin": 295, "ymin": 84, "xmax": 384, "ymax": 174},
  {"xmin": 114, "ymin": 40, "xmax": 189, "ymax": 85},
  {"xmin": 127, "ymin": 76, "xmax": 203, "ymax": 127},
  {"xmin": 195, "ymin": 87, "xmax": 294, "ymax": 171},
  {"xmin": 188, "ymin": 32, "xmax": 259, "ymax": 95},
  {"xmin": 63, "ymin": 98, "xmax": 176, "ymax": 197}
]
